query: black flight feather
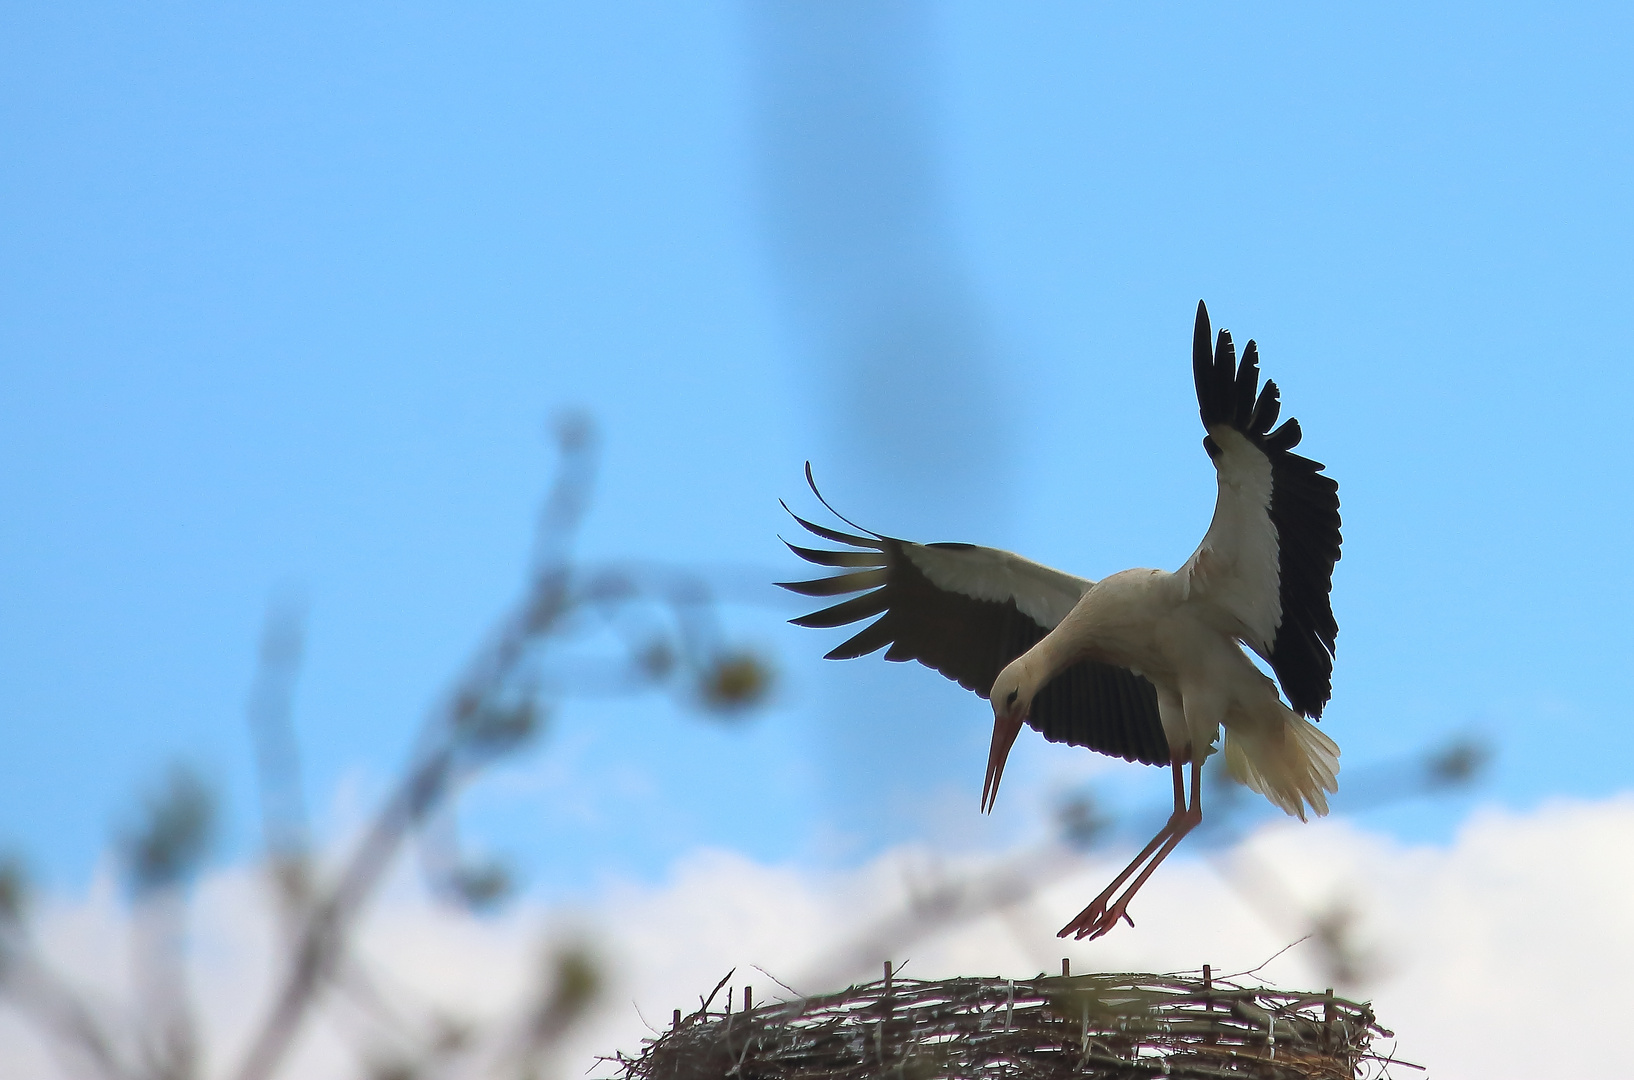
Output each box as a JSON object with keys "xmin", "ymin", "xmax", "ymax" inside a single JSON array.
[
  {"xmin": 777, "ymin": 489, "xmax": 1169, "ymax": 766},
  {"xmin": 1192, "ymin": 300, "xmax": 1342, "ymax": 719},
  {"xmin": 782, "ymin": 541, "xmax": 881, "ymax": 568}
]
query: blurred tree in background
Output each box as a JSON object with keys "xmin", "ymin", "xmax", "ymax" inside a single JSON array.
[
  {"xmin": 0, "ymin": 413, "xmax": 1485, "ymax": 1079},
  {"xmin": 0, "ymin": 416, "xmax": 774, "ymax": 1080}
]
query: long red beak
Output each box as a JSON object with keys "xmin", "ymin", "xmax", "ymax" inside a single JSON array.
[{"xmin": 981, "ymin": 708, "xmax": 1025, "ymax": 814}]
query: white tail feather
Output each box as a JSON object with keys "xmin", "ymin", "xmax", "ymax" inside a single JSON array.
[{"xmin": 1223, "ymin": 705, "xmax": 1339, "ymax": 821}]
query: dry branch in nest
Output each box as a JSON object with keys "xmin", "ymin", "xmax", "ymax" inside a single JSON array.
[{"xmin": 609, "ymin": 966, "xmax": 1408, "ymax": 1080}]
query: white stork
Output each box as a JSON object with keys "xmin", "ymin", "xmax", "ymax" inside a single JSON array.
[{"xmin": 780, "ymin": 301, "xmax": 1341, "ymax": 941}]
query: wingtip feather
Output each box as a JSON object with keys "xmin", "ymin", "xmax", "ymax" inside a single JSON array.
[
  {"xmin": 780, "ymin": 503, "xmax": 877, "ymax": 548},
  {"xmin": 1233, "ymin": 340, "xmax": 1261, "ymax": 426},
  {"xmin": 781, "ymin": 539, "xmax": 883, "ymax": 568},
  {"xmin": 1265, "ymin": 418, "xmax": 1303, "ymax": 452},
  {"xmin": 789, "ymin": 589, "xmax": 890, "ymax": 629},
  {"xmin": 801, "ymin": 463, "xmax": 883, "ymax": 540},
  {"xmin": 1249, "ymin": 379, "xmax": 1281, "ymax": 434},
  {"xmin": 1192, "ymin": 301, "xmax": 1214, "ymax": 411},
  {"xmin": 774, "ymin": 568, "xmax": 887, "ymax": 597},
  {"xmin": 1212, "ymin": 328, "xmax": 1236, "ymax": 421}
]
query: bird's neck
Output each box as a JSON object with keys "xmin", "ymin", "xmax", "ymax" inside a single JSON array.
[
  {"xmin": 1028, "ymin": 590, "xmax": 1132, "ymax": 685},
  {"xmin": 1023, "ymin": 621, "xmax": 1090, "ymax": 692}
]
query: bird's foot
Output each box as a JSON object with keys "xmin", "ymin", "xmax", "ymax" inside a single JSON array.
[
  {"xmin": 1056, "ymin": 889, "xmax": 1136, "ymax": 942},
  {"xmin": 1056, "ymin": 803, "xmax": 1196, "ymax": 941}
]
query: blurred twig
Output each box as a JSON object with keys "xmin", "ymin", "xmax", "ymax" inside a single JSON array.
[
  {"xmin": 226, "ymin": 416, "xmax": 771, "ymax": 1080},
  {"xmin": 123, "ymin": 766, "xmax": 215, "ymax": 1080},
  {"xmin": 228, "ymin": 421, "xmax": 592, "ymax": 1080},
  {"xmin": 246, "ymin": 599, "xmax": 311, "ymax": 918},
  {"xmin": 0, "ymin": 862, "xmax": 133, "ymax": 1080},
  {"xmin": 795, "ymin": 849, "xmax": 1059, "ymax": 991},
  {"xmin": 799, "ymin": 733, "xmax": 1493, "ymax": 993},
  {"xmin": 3, "ymin": 959, "xmax": 133, "ymax": 1080},
  {"xmin": 0, "ymin": 413, "xmax": 777, "ymax": 1080},
  {"xmin": 0, "ymin": 771, "xmax": 223, "ymax": 1080},
  {"xmin": 1191, "ymin": 735, "xmax": 1489, "ymax": 987}
]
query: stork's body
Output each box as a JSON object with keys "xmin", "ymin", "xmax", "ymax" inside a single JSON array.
[
  {"xmin": 1010, "ymin": 567, "xmax": 1278, "ymax": 760},
  {"xmin": 781, "ymin": 302, "xmax": 1342, "ymax": 941},
  {"xmin": 986, "ymin": 564, "xmax": 1338, "ymax": 938}
]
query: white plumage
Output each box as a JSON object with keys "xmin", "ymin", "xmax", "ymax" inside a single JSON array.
[
  {"xmin": 782, "ymin": 301, "xmax": 1342, "ymax": 941},
  {"xmin": 905, "ymin": 543, "xmax": 1088, "ymax": 629}
]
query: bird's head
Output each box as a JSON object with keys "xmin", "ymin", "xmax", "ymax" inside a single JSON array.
[
  {"xmin": 989, "ymin": 660, "xmax": 1036, "ymax": 728},
  {"xmin": 982, "ymin": 658, "xmax": 1037, "ymax": 814}
]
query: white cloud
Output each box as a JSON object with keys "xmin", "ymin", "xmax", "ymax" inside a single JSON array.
[{"xmin": 6, "ymin": 794, "xmax": 1632, "ymax": 1080}]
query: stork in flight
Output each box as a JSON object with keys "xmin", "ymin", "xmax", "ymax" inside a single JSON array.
[{"xmin": 779, "ymin": 301, "xmax": 1341, "ymax": 941}]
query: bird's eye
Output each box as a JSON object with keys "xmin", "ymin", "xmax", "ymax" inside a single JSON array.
[{"xmin": 1005, "ymin": 689, "xmax": 1019, "ymax": 706}]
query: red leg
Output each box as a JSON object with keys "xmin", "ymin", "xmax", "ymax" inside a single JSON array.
[
  {"xmin": 1058, "ymin": 757, "xmax": 1204, "ymax": 941},
  {"xmin": 1056, "ymin": 756, "xmax": 1187, "ymax": 938}
]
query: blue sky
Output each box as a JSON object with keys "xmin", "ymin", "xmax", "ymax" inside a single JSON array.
[{"xmin": 2, "ymin": 2, "xmax": 1631, "ymax": 897}]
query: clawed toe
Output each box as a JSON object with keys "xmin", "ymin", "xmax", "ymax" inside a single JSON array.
[
  {"xmin": 1054, "ymin": 757, "xmax": 1202, "ymax": 943},
  {"xmin": 1057, "ymin": 894, "xmax": 1139, "ymax": 941},
  {"xmin": 1057, "ymin": 898, "xmax": 1112, "ymax": 940}
]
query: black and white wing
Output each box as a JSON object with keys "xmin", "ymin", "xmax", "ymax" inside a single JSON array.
[
  {"xmin": 779, "ymin": 467, "xmax": 1169, "ymax": 765},
  {"xmin": 1184, "ymin": 301, "xmax": 1342, "ymax": 718}
]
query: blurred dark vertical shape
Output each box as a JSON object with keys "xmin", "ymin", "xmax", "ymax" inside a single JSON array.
[
  {"xmin": 745, "ymin": 1, "xmax": 1015, "ymax": 852},
  {"xmin": 123, "ymin": 765, "xmax": 214, "ymax": 1080},
  {"xmin": 247, "ymin": 600, "xmax": 310, "ymax": 914}
]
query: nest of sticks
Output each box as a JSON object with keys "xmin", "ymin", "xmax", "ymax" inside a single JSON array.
[{"xmin": 608, "ymin": 965, "xmax": 1407, "ymax": 1080}]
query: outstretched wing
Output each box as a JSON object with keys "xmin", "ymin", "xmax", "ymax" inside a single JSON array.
[
  {"xmin": 779, "ymin": 467, "xmax": 1169, "ymax": 765},
  {"xmin": 1184, "ymin": 301, "xmax": 1342, "ymax": 718}
]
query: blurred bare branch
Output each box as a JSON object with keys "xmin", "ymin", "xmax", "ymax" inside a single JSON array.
[
  {"xmin": 1197, "ymin": 735, "xmax": 1487, "ymax": 988},
  {"xmin": 0, "ymin": 414, "xmax": 783, "ymax": 1080},
  {"xmin": 484, "ymin": 943, "xmax": 603, "ymax": 1080},
  {"xmin": 246, "ymin": 599, "xmax": 311, "ymax": 917},
  {"xmin": 221, "ymin": 416, "xmax": 772, "ymax": 1080},
  {"xmin": 803, "ymin": 733, "xmax": 1493, "ymax": 994},
  {"xmin": 1205, "ymin": 844, "xmax": 1382, "ymax": 991},
  {"xmin": 795, "ymin": 849, "xmax": 1063, "ymax": 991},
  {"xmin": 0, "ymin": 853, "xmax": 24, "ymax": 927},
  {"xmin": 9, "ymin": 398, "xmax": 1488, "ymax": 1076},
  {"xmin": 115, "ymin": 766, "xmax": 217, "ymax": 1080},
  {"xmin": 3, "ymin": 958, "xmax": 133, "ymax": 1080},
  {"xmin": 1424, "ymin": 735, "xmax": 1492, "ymax": 789},
  {"xmin": 1321, "ymin": 733, "xmax": 1493, "ymax": 814},
  {"xmin": 0, "ymin": 856, "xmax": 137, "ymax": 1080},
  {"xmin": 1055, "ymin": 790, "xmax": 1113, "ymax": 851}
]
